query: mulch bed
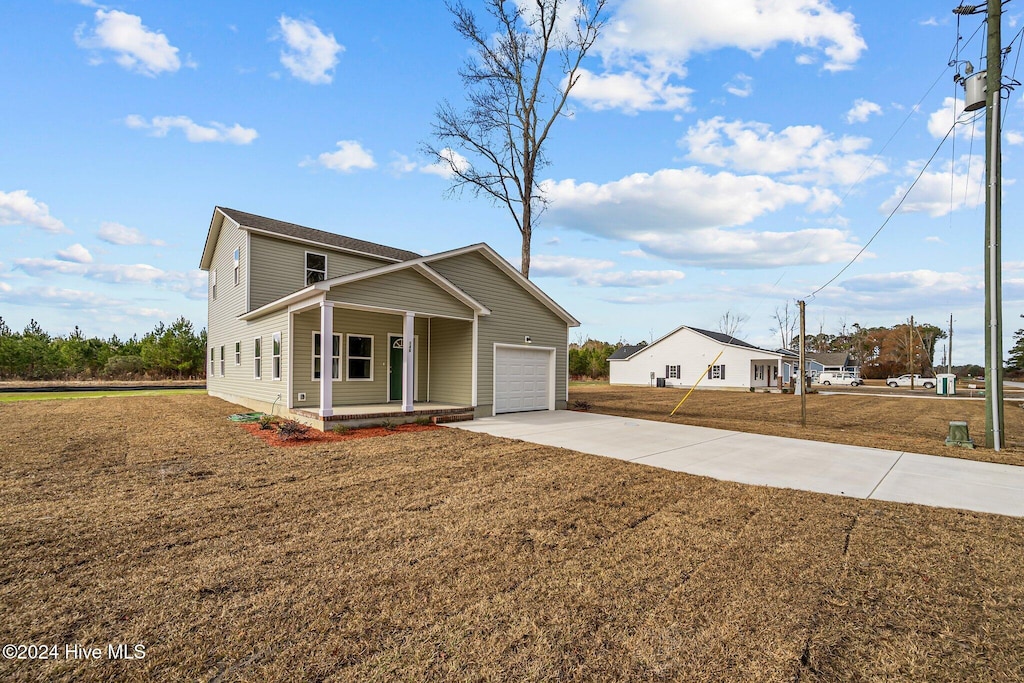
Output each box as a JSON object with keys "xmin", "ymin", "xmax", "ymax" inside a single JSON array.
[{"xmin": 240, "ymin": 421, "xmax": 441, "ymax": 447}]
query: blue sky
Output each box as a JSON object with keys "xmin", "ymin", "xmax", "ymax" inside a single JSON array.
[{"xmin": 2, "ymin": 1, "xmax": 1023, "ymax": 364}]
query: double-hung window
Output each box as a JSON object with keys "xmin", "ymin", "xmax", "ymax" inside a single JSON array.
[
  {"xmin": 708, "ymin": 364, "xmax": 726, "ymax": 380},
  {"xmin": 219, "ymin": 346, "xmax": 225, "ymax": 376},
  {"xmin": 233, "ymin": 248, "xmax": 240, "ymax": 286},
  {"xmin": 211, "ymin": 270, "xmax": 217, "ymax": 299},
  {"xmin": 253, "ymin": 337, "xmax": 262, "ymax": 379},
  {"xmin": 272, "ymin": 332, "xmax": 282, "ymax": 380},
  {"xmin": 347, "ymin": 334, "xmax": 372, "ymax": 381},
  {"xmin": 209, "ymin": 348, "xmax": 215, "ymax": 377},
  {"xmin": 234, "ymin": 341, "xmax": 241, "ymax": 366},
  {"xmin": 312, "ymin": 332, "xmax": 342, "ymax": 380},
  {"xmin": 305, "ymin": 252, "xmax": 326, "ymax": 286}
]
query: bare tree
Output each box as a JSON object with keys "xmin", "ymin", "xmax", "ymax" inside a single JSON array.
[
  {"xmin": 770, "ymin": 303, "xmax": 796, "ymax": 350},
  {"xmin": 718, "ymin": 310, "xmax": 749, "ymax": 338},
  {"xmin": 426, "ymin": 0, "xmax": 605, "ymax": 277}
]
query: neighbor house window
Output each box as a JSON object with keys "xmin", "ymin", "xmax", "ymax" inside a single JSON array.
[
  {"xmin": 312, "ymin": 332, "xmax": 342, "ymax": 380},
  {"xmin": 253, "ymin": 337, "xmax": 262, "ymax": 380},
  {"xmin": 233, "ymin": 248, "xmax": 240, "ymax": 286},
  {"xmin": 708, "ymin": 364, "xmax": 726, "ymax": 380},
  {"xmin": 234, "ymin": 341, "xmax": 241, "ymax": 366},
  {"xmin": 209, "ymin": 348, "xmax": 215, "ymax": 377},
  {"xmin": 666, "ymin": 365, "xmax": 681, "ymax": 379},
  {"xmin": 219, "ymin": 346, "xmax": 225, "ymax": 376},
  {"xmin": 347, "ymin": 334, "xmax": 372, "ymax": 381},
  {"xmin": 211, "ymin": 269, "xmax": 217, "ymax": 299},
  {"xmin": 305, "ymin": 252, "xmax": 326, "ymax": 285},
  {"xmin": 272, "ymin": 332, "xmax": 282, "ymax": 380}
]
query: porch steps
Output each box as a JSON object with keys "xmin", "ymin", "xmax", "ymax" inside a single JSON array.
[{"xmin": 432, "ymin": 413, "xmax": 475, "ymax": 425}]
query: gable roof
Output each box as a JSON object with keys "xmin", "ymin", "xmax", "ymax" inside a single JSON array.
[
  {"xmin": 608, "ymin": 344, "xmax": 644, "ymax": 360},
  {"xmin": 807, "ymin": 352, "xmax": 853, "ymax": 367},
  {"xmin": 612, "ymin": 324, "xmax": 783, "ymax": 361},
  {"xmin": 200, "ymin": 207, "xmax": 421, "ymax": 269}
]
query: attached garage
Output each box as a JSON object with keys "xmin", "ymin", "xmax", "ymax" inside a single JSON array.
[{"xmin": 493, "ymin": 345, "xmax": 555, "ymax": 414}]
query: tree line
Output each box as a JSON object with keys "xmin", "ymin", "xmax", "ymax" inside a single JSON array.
[{"xmin": 0, "ymin": 317, "xmax": 207, "ymax": 381}]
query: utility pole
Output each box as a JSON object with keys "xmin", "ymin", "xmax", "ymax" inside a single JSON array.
[
  {"xmin": 910, "ymin": 316, "xmax": 916, "ymax": 389},
  {"xmin": 955, "ymin": 0, "xmax": 1006, "ymax": 450},
  {"xmin": 798, "ymin": 299, "xmax": 806, "ymax": 427},
  {"xmin": 948, "ymin": 313, "xmax": 953, "ymax": 375}
]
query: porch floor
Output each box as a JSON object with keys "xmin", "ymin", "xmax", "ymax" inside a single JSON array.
[{"xmin": 291, "ymin": 402, "xmax": 473, "ymax": 424}]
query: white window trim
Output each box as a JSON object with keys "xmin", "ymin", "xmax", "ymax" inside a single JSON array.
[
  {"xmin": 272, "ymin": 332, "xmax": 282, "ymax": 381},
  {"xmin": 234, "ymin": 341, "xmax": 241, "ymax": 366},
  {"xmin": 253, "ymin": 336, "xmax": 262, "ymax": 380},
  {"xmin": 209, "ymin": 347, "xmax": 215, "ymax": 377},
  {"xmin": 345, "ymin": 333, "xmax": 374, "ymax": 382},
  {"xmin": 219, "ymin": 345, "xmax": 225, "ymax": 377},
  {"xmin": 312, "ymin": 331, "xmax": 342, "ymax": 381},
  {"xmin": 668, "ymin": 365, "xmax": 680, "ymax": 379},
  {"xmin": 233, "ymin": 247, "xmax": 240, "ymax": 286},
  {"xmin": 211, "ymin": 269, "xmax": 217, "ymax": 299},
  {"xmin": 305, "ymin": 251, "xmax": 327, "ymax": 286}
]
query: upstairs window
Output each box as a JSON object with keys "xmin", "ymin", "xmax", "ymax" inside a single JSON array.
[
  {"xmin": 305, "ymin": 252, "xmax": 326, "ymax": 286},
  {"xmin": 211, "ymin": 269, "xmax": 218, "ymax": 299},
  {"xmin": 233, "ymin": 248, "xmax": 240, "ymax": 286}
]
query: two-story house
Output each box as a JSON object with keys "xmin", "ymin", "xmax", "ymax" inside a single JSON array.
[{"xmin": 200, "ymin": 207, "xmax": 578, "ymax": 429}]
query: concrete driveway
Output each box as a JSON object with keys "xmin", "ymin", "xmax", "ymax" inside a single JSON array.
[{"xmin": 451, "ymin": 410, "xmax": 1024, "ymax": 518}]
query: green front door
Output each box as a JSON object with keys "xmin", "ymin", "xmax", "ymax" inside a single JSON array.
[{"xmin": 389, "ymin": 337, "xmax": 403, "ymax": 402}]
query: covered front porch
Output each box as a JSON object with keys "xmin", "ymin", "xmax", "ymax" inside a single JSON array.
[{"xmin": 290, "ymin": 401, "xmax": 475, "ymax": 430}]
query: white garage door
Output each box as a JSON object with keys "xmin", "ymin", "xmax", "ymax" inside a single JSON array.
[{"xmin": 494, "ymin": 346, "xmax": 552, "ymax": 414}]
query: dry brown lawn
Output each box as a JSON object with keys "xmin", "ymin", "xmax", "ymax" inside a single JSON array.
[
  {"xmin": 1, "ymin": 394, "xmax": 1023, "ymax": 681},
  {"xmin": 570, "ymin": 384, "xmax": 1024, "ymax": 467}
]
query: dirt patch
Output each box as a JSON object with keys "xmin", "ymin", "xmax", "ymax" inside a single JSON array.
[
  {"xmin": 240, "ymin": 422, "xmax": 441, "ymax": 448},
  {"xmin": 570, "ymin": 384, "xmax": 1024, "ymax": 467},
  {"xmin": 1, "ymin": 394, "xmax": 1022, "ymax": 681}
]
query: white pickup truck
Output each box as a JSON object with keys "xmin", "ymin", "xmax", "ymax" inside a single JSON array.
[{"xmin": 886, "ymin": 374, "xmax": 935, "ymax": 389}]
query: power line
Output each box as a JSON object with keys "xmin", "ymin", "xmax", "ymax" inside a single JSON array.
[{"xmin": 805, "ymin": 117, "xmax": 969, "ymax": 300}]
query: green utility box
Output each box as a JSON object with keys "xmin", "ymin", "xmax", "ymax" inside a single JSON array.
[{"xmin": 945, "ymin": 421, "xmax": 974, "ymax": 448}]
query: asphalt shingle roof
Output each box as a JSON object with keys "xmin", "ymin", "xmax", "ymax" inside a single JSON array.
[
  {"xmin": 218, "ymin": 207, "xmax": 422, "ymax": 262},
  {"xmin": 608, "ymin": 344, "xmax": 644, "ymax": 360}
]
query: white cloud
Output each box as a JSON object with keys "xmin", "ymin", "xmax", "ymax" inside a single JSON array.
[
  {"xmin": 880, "ymin": 154, "xmax": 984, "ymax": 217},
  {"xmin": 681, "ymin": 117, "xmax": 886, "ymax": 186},
  {"xmin": 924, "ymin": 236, "xmax": 944, "ymax": 244},
  {"xmin": 97, "ymin": 222, "xmax": 166, "ymax": 246},
  {"xmin": 846, "ymin": 98, "xmax": 882, "ymax": 123},
  {"xmin": 831, "ymin": 270, "xmax": 982, "ymax": 308},
  {"xmin": 571, "ymin": 67, "xmax": 693, "ymax": 112},
  {"xmin": 531, "ymin": 254, "xmax": 686, "ymax": 287},
  {"xmin": 56, "ymin": 244, "xmax": 94, "ymax": 263},
  {"xmin": 928, "ymin": 96, "xmax": 965, "ymax": 139},
  {"xmin": 421, "ymin": 148, "xmax": 471, "ymax": 178},
  {"xmin": 388, "ymin": 153, "xmax": 418, "ymax": 175},
  {"xmin": 75, "ymin": 10, "xmax": 181, "ymax": 77},
  {"xmin": 1006, "ymin": 130, "xmax": 1024, "ymax": 145},
  {"xmin": 125, "ymin": 115, "xmax": 258, "ymax": 144},
  {"xmin": 0, "ymin": 190, "xmax": 68, "ymax": 234},
  {"xmin": 541, "ymin": 168, "xmax": 865, "ymax": 268},
  {"xmin": 14, "ymin": 258, "xmax": 206, "ymax": 299},
  {"xmin": 277, "ymin": 16, "xmax": 343, "ymax": 85},
  {"xmin": 303, "ymin": 140, "xmax": 376, "ymax": 172},
  {"xmin": 724, "ymin": 73, "xmax": 753, "ymax": 98}
]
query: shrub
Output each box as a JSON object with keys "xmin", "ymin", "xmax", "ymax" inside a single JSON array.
[
  {"xmin": 102, "ymin": 355, "xmax": 146, "ymax": 379},
  {"xmin": 258, "ymin": 414, "xmax": 278, "ymax": 430},
  {"xmin": 380, "ymin": 419, "xmax": 397, "ymax": 432},
  {"xmin": 331, "ymin": 424, "xmax": 352, "ymax": 435},
  {"xmin": 572, "ymin": 399, "xmax": 593, "ymax": 411},
  {"xmin": 277, "ymin": 420, "xmax": 310, "ymax": 440},
  {"xmin": 415, "ymin": 416, "xmax": 433, "ymax": 426}
]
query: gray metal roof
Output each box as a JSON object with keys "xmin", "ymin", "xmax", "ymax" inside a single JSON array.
[{"xmin": 218, "ymin": 207, "xmax": 422, "ymax": 262}]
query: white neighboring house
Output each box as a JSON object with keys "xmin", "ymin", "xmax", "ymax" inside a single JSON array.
[{"xmin": 608, "ymin": 326, "xmax": 795, "ymax": 390}]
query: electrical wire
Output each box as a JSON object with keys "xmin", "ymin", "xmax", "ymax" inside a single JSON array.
[{"xmin": 805, "ymin": 117, "xmax": 969, "ymax": 300}]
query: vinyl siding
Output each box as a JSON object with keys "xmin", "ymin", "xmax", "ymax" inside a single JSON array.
[
  {"xmin": 291, "ymin": 308, "xmax": 430, "ymax": 409},
  {"xmin": 325, "ymin": 269, "xmax": 473, "ymax": 319},
  {"xmin": 206, "ymin": 216, "xmax": 291, "ymax": 406},
  {"xmin": 248, "ymin": 233, "xmax": 392, "ymax": 310},
  {"xmin": 429, "ymin": 251, "xmax": 569, "ymax": 414},
  {"xmin": 427, "ymin": 317, "xmax": 473, "ymax": 405}
]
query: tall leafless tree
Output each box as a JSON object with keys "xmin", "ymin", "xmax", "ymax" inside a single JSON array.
[
  {"xmin": 718, "ymin": 310, "xmax": 749, "ymax": 338},
  {"xmin": 426, "ymin": 0, "xmax": 605, "ymax": 277},
  {"xmin": 770, "ymin": 302, "xmax": 796, "ymax": 350}
]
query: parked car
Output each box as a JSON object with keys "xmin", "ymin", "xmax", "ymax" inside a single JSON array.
[
  {"xmin": 816, "ymin": 371, "xmax": 863, "ymax": 386},
  {"xmin": 886, "ymin": 374, "xmax": 935, "ymax": 389}
]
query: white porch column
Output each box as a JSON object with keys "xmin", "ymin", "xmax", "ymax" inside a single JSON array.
[
  {"xmin": 319, "ymin": 302, "xmax": 334, "ymax": 417},
  {"xmin": 402, "ymin": 312, "xmax": 415, "ymax": 412}
]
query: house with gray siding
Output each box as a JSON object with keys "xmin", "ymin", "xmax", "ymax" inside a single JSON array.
[{"xmin": 200, "ymin": 207, "xmax": 578, "ymax": 428}]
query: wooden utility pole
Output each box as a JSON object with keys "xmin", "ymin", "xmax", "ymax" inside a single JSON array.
[
  {"xmin": 798, "ymin": 300, "xmax": 806, "ymax": 427},
  {"xmin": 909, "ymin": 315, "xmax": 915, "ymax": 390}
]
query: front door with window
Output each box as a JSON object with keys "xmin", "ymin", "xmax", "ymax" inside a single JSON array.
[{"xmin": 389, "ymin": 337, "xmax": 403, "ymax": 402}]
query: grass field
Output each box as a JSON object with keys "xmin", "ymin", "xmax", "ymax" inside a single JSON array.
[
  {"xmin": 0, "ymin": 388, "xmax": 207, "ymax": 403},
  {"xmin": 570, "ymin": 384, "xmax": 1024, "ymax": 467},
  {"xmin": 1, "ymin": 394, "xmax": 1023, "ymax": 680}
]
